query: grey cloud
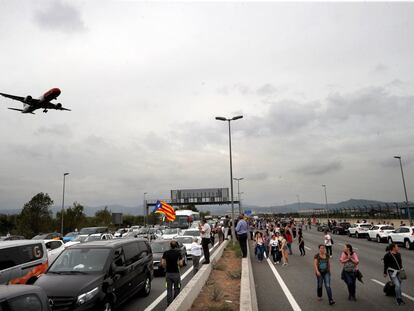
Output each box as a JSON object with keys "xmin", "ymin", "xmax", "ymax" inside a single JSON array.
[
  {"xmin": 256, "ymin": 84, "xmax": 278, "ymax": 96},
  {"xmin": 36, "ymin": 124, "xmax": 72, "ymax": 137},
  {"xmin": 246, "ymin": 172, "xmax": 269, "ymax": 181},
  {"xmin": 297, "ymin": 161, "xmax": 343, "ymax": 176},
  {"xmin": 34, "ymin": 1, "xmax": 86, "ymax": 33},
  {"xmin": 380, "ymin": 157, "xmax": 413, "ymax": 168},
  {"xmin": 373, "ymin": 63, "xmax": 388, "ymax": 74}
]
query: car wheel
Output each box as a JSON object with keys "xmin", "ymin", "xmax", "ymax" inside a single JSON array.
[
  {"xmin": 367, "ymin": 235, "xmax": 371, "ymax": 241},
  {"xmin": 388, "ymin": 237, "xmax": 393, "ymax": 244},
  {"xmin": 183, "ymin": 254, "xmax": 188, "ymax": 266},
  {"xmin": 377, "ymin": 235, "xmax": 382, "ymax": 243},
  {"xmin": 139, "ymin": 275, "xmax": 151, "ymax": 297},
  {"xmin": 404, "ymin": 239, "xmax": 412, "ymax": 250},
  {"xmin": 102, "ymin": 301, "xmax": 113, "ymax": 311},
  {"xmin": 348, "ymin": 231, "xmax": 351, "ymax": 237},
  {"xmin": 355, "ymin": 232, "xmax": 359, "ymax": 239}
]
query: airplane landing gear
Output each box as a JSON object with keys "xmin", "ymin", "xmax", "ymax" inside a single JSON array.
[{"xmin": 43, "ymin": 109, "xmax": 48, "ymax": 113}]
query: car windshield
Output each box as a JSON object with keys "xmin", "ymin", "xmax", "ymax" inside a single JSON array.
[
  {"xmin": 163, "ymin": 229, "xmax": 179, "ymax": 234},
  {"xmin": 137, "ymin": 228, "xmax": 149, "ymax": 234},
  {"xmin": 73, "ymin": 235, "xmax": 88, "ymax": 242},
  {"xmin": 183, "ymin": 230, "xmax": 200, "ymax": 237},
  {"xmin": 65, "ymin": 232, "xmax": 78, "ymax": 237},
  {"xmin": 361, "ymin": 224, "xmax": 371, "ymax": 228},
  {"xmin": 382, "ymin": 226, "xmax": 394, "ymax": 230},
  {"xmin": 151, "ymin": 242, "xmax": 171, "ymax": 253},
  {"xmin": 176, "ymin": 237, "xmax": 193, "ymax": 244},
  {"xmin": 49, "ymin": 248, "xmax": 110, "ymax": 273}
]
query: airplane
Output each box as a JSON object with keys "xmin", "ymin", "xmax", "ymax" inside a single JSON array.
[{"xmin": 0, "ymin": 88, "xmax": 71, "ymax": 114}]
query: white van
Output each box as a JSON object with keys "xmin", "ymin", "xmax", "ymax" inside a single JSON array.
[{"xmin": 0, "ymin": 240, "xmax": 48, "ymax": 284}]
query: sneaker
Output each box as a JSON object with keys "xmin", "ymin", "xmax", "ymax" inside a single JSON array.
[
  {"xmin": 276, "ymin": 261, "xmax": 280, "ymax": 264},
  {"xmin": 329, "ymin": 300, "xmax": 336, "ymax": 305},
  {"xmin": 397, "ymin": 298, "xmax": 406, "ymax": 305}
]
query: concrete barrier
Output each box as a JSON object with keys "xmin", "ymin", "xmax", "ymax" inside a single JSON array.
[
  {"xmin": 240, "ymin": 241, "xmax": 258, "ymax": 311},
  {"xmin": 166, "ymin": 240, "xmax": 229, "ymax": 311}
]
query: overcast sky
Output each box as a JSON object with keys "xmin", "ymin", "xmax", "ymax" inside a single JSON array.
[{"xmin": 1, "ymin": 0, "xmax": 414, "ymax": 210}]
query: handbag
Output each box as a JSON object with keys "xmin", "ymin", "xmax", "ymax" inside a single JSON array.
[{"xmin": 391, "ymin": 254, "xmax": 407, "ymax": 280}]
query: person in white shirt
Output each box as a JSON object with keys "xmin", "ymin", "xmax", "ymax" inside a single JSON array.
[
  {"xmin": 199, "ymin": 219, "xmax": 211, "ymax": 264},
  {"xmin": 324, "ymin": 230, "xmax": 333, "ymax": 257},
  {"xmin": 190, "ymin": 237, "xmax": 203, "ymax": 275}
]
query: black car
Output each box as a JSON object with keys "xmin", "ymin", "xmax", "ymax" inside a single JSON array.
[
  {"xmin": 0, "ymin": 285, "xmax": 51, "ymax": 311},
  {"xmin": 332, "ymin": 222, "xmax": 351, "ymax": 235},
  {"xmin": 35, "ymin": 239, "xmax": 153, "ymax": 311},
  {"xmin": 150, "ymin": 240, "xmax": 187, "ymax": 276},
  {"xmin": 317, "ymin": 223, "xmax": 330, "ymax": 232}
]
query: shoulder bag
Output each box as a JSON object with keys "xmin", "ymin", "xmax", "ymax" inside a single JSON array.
[{"xmin": 391, "ymin": 254, "xmax": 407, "ymax": 280}]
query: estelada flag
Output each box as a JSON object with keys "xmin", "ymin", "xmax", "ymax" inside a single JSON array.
[{"xmin": 153, "ymin": 200, "xmax": 176, "ymax": 221}]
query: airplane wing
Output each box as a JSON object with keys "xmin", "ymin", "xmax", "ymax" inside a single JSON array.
[
  {"xmin": 0, "ymin": 92, "xmax": 25, "ymax": 103},
  {"xmin": 44, "ymin": 102, "xmax": 71, "ymax": 111},
  {"xmin": 8, "ymin": 108, "xmax": 24, "ymax": 112}
]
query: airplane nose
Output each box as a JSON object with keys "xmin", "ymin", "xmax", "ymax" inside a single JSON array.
[{"xmin": 55, "ymin": 88, "xmax": 61, "ymax": 95}]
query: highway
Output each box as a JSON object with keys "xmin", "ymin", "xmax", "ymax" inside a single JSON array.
[
  {"xmin": 119, "ymin": 241, "xmax": 219, "ymax": 311},
  {"xmin": 251, "ymin": 227, "xmax": 414, "ymax": 311}
]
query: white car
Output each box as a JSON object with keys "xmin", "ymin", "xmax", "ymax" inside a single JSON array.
[
  {"xmin": 114, "ymin": 228, "xmax": 129, "ymax": 238},
  {"xmin": 367, "ymin": 225, "xmax": 394, "ymax": 243},
  {"xmin": 84, "ymin": 233, "xmax": 113, "ymax": 242},
  {"xmin": 175, "ymin": 236, "xmax": 195, "ymax": 258},
  {"xmin": 64, "ymin": 234, "xmax": 89, "ymax": 247},
  {"xmin": 387, "ymin": 226, "xmax": 414, "ymax": 249},
  {"xmin": 44, "ymin": 239, "xmax": 65, "ymax": 264},
  {"xmin": 162, "ymin": 228, "xmax": 182, "ymax": 240},
  {"xmin": 348, "ymin": 223, "xmax": 371, "ymax": 238},
  {"xmin": 182, "ymin": 229, "xmax": 202, "ymax": 243}
]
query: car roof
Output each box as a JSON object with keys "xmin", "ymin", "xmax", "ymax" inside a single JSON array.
[
  {"xmin": 0, "ymin": 285, "xmax": 45, "ymax": 299},
  {"xmin": 69, "ymin": 239, "xmax": 147, "ymax": 249},
  {"xmin": 0, "ymin": 240, "xmax": 44, "ymax": 248}
]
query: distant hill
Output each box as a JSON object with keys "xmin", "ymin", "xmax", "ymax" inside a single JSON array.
[{"xmin": 0, "ymin": 199, "xmax": 392, "ymax": 216}]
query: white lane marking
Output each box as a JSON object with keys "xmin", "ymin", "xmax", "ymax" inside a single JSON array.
[
  {"xmin": 266, "ymin": 258, "xmax": 302, "ymax": 311},
  {"xmin": 144, "ymin": 241, "xmax": 220, "ymax": 311},
  {"xmin": 305, "ymin": 246, "xmax": 311, "ymax": 250},
  {"xmin": 371, "ymin": 279, "xmax": 414, "ymax": 302}
]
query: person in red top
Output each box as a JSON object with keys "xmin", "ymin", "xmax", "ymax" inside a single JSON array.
[
  {"xmin": 339, "ymin": 243, "xmax": 359, "ymax": 301},
  {"xmin": 285, "ymin": 228, "xmax": 293, "ymax": 255}
]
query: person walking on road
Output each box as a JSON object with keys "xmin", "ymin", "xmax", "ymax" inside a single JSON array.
[
  {"xmin": 199, "ymin": 219, "xmax": 211, "ymax": 264},
  {"xmin": 280, "ymin": 231, "xmax": 289, "ymax": 266},
  {"xmin": 223, "ymin": 215, "xmax": 230, "ymax": 240},
  {"xmin": 383, "ymin": 243, "xmax": 406, "ymax": 305},
  {"xmin": 324, "ymin": 230, "xmax": 333, "ymax": 258},
  {"xmin": 236, "ymin": 214, "xmax": 248, "ymax": 258},
  {"xmin": 298, "ymin": 231, "xmax": 305, "ymax": 256},
  {"xmin": 190, "ymin": 237, "xmax": 202, "ymax": 275},
  {"xmin": 269, "ymin": 233, "xmax": 282, "ymax": 264},
  {"xmin": 314, "ymin": 244, "xmax": 335, "ymax": 305},
  {"xmin": 339, "ymin": 243, "xmax": 359, "ymax": 301},
  {"xmin": 254, "ymin": 231, "xmax": 265, "ymax": 262},
  {"xmin": 161, "ymin": 240, "xmax": 184, "ymax": 306},
  {"xmin": 285, "ymin": 228, "xmax": 293, "ymax": 255}
]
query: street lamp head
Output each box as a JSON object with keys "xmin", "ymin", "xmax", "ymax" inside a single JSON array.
[
  {"xmin": 394, "ymin": 156, "xmax": 401, "ymax": 159},
  {"xmin": 232, "ymin": 115, "xmax": 243, "ymax": 121},
  {"xmin": 322, "ymin": 184, "xmax": 326, "ymax": 187},
  {"xmin": 64, "ymin": 173, "xmax": 69, "ymax": 176},
  {"xmin": 215, "ymin": 116, "xmax": 227, "ymax": 121}
]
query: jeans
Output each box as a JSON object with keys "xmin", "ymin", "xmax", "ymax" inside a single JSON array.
[
  {"xmin": 388, "ymin": 271, "xmax": 402, "ymax": 300},
  {"xmin": 271, "ymin": 247, "xmax": 281, "ymax": 262},
  {"xmin": 326, "ymin": 245, "xmax": 332, "ymax": 257},
  {"xmin": 342, "ymin": 270, "xmax": 356, "ymax": 297},
  {"xmin": 317, "ymin": 272, "xmax": 333, "ymax": 301},
  {"xmin": 255, "ymin": 244, "xmax": 265, "ymax": 261},
  {"xmin": 299, "ymin": 244, "xmax": 305, "ymax": 256},
  {"xmin": 192, "ymin": 255, "xmax": 200, "ymax": 275},
  {"xmin": 238, "ymin": 233, "xmax": 248, "ymax": 257},
  {"xmin": 166, "ymin": 272, "xmax": 181, "ymax": 306},
  {"xmin": 202, "ymin": 238, "xmax": 210, "ymax": 263},
  {"xmin": 287, "ymin": 242, "xmax": 292, "ymax": 255}
]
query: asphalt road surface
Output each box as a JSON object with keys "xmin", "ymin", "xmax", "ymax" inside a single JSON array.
[
  {"xmin": 119, "ymin": 241, "xmax": 220, "ymax": 311},
  {"xmin": 251, "ymin": 227, "xmax": 414, "ymax": 311}
]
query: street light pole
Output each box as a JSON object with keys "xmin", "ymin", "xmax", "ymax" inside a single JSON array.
[
  {"xmin": 60, "ymin": 173, "xmax": 69, "ymax": 236},
  {"xmin": 216, "ymin": 115, "xmax": 243, "ymax": 243},
  {"xmin": 322, "ymin": 185, "xmax": 329, "ymax": 220},
  {"xmin": 296, "ymin": 194, "xmax": 301, "ymax": 211},
  {"xmin": 233, "ymin": 177, "xmax": 244, "ymax": 214},
  {"xmin": 143, "ymin": 192, "xmax": 148, "ymax": 227},
  {"xmin": 394, "ymin": 156, "xmax": 412, "ymax": 225}
]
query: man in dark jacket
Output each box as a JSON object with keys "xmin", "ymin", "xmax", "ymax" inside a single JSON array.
[{"xmin": 383, "ymin": 243, "xmax": 405, "ymax": 305}]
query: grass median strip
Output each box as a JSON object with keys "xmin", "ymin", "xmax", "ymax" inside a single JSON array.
[{"xmin": 190, "ymin": 242, "xmax": 241, "ymax": 311}]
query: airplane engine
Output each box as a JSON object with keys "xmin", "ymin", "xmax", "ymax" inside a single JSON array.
[
  {"xmin": 56, "ymin": 103, "xmax": 62, "ymax": 109},
  {"xmin": 24, "ymin": 95, "xmax": 32, "ymax": 104}
]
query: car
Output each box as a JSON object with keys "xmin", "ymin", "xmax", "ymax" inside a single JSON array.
[
  {"xmin": 367, "ymin": 225, "xmax": 395, "ymax": 243},
  {"xmin": 0, "ymin": 240, "xmax": 48, "ymax": 285},
  {"xmin": 348, "ymin": 223, "xmax": 372, "ymax": 238},
  {"xmin": 84, "ymin": 233, "xmax": 113, "ymax": 243},
  {"xmin": 62, "ymin": 232, "xmax": 79, "ymax": 243},
  {"xmin": 161, "ymin": 228, "xmax": 182, "ymax": 240},
  {"xmin": 0, "ymin": 235, "xmax": 25, "ymax": 241},
  {"xmin": 175, "ymin": 236, "xmax": 195, "ymax": 259},
  {"xmin": 387, "ymin": 226, "xmax": 414, "ymax": 249},
  {"xmin": 134, "ymin": 228, "xmax": 163, "ymax": 241},
  {"xmin": 35, "ymin": 239, "xmax": 153, "ymax": 311},
  {"xmin": 150, "ymin": 240, "xmax": 187, "ymax": 276},
  {"xmin": 44, "ymin": 240, "xmax": 65, "ymax": 264},
  {"xmin": 317, "ymin": 223, "xmax": 330, "ymax": 232},
  {"xmin": 0, "ymin": 284, "xmax": 51, "ymax": 311},
  {"xmin": 64, "ymin": 235, "xmax": 89, "ymax": 248},
  {"xmin": 32, "ymin": 233, "xmax": 61, "ymax": 240},
  {"xmin": 114, "ymin": 228, "xmax": 129, "ymax": 238},
  {"xmin": 181, "ymin": 229, "xmax": 201, "ymax": 243},
  {"xmin": 78, "ymin": 227, "xmax": 109, "ymax": 236},
  {"xmin": 332, "ymin": 222, "xmax": 351, "ymax": 235}
]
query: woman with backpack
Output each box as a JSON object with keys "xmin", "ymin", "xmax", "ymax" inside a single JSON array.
[
  {"xmin": 314, "ymin": 244, "xmax": 335, "ymax": 305},
  {"xmin": 339, "ymin": 243, "xmax": 359, "ymax": 301}
]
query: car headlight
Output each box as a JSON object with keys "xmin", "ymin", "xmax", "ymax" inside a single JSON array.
[{"xmin": 77, "ymin": 287, "xmax": 99, "ymax": 305}]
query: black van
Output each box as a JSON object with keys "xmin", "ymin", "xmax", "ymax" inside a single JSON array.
[{"xmin": 35, "ymin": 239, "xmax": 153, "ymax": 311}]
